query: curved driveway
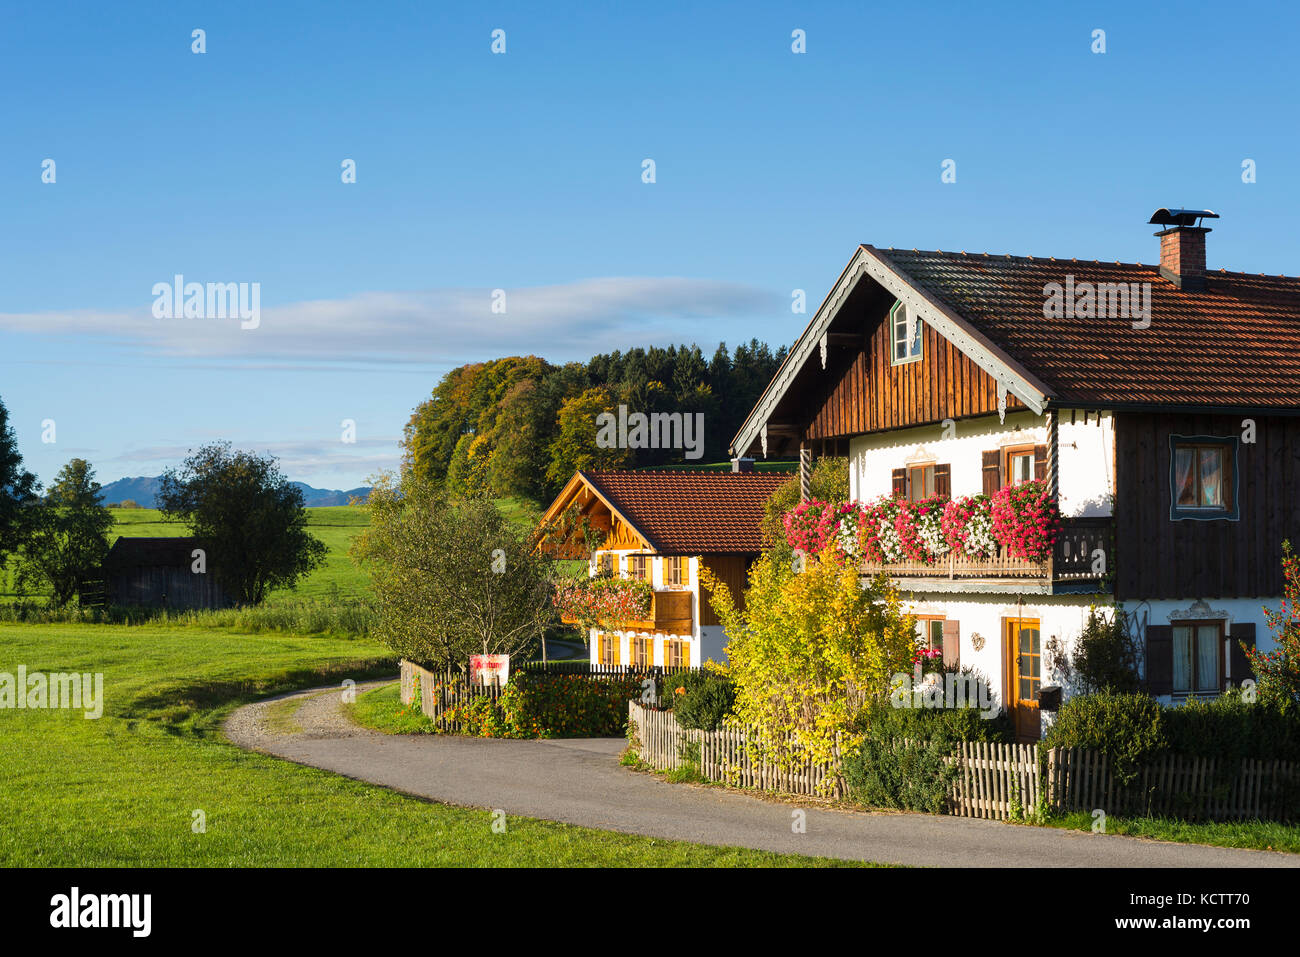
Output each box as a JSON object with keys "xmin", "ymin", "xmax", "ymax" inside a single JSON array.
[{"xmin": 223, "ymin": 680, "xmax": 1299, "ymax": 868}]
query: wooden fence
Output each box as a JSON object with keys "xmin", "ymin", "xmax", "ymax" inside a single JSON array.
[
  {"xmin": 400, "ymin": 659, "xmax": 689, "ymax": 732},
  {"xmin": 628, "ymin": 702, "xmax": 1299, "ymax": 822}
]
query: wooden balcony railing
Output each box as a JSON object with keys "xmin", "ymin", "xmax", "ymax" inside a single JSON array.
[
  {"xmin": 624, "ymin": 589, "xmax": 693, "ymax": 635},
  {"xmin": 860, "ymin": 517, "xmax": 1113, "ymax": 588}
]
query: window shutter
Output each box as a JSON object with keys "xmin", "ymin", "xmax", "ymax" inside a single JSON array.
[
  {"xmin": 934, "ymin": 463, "xmax": 951, "ymax": 498},
  {"xmin": 1146, "ymin": 625, "xmax": 1173, "ymax": 695},
  {"xmin": 941, "ymin": 619, "xmax": 960, "ymax": 669},
  {"xmin": 1033, "ymin": 444, "xmax": 1047, "ymax": 481},
  {"xmin": 891, "ymin": 468, "xmax": 907, "ymax": 496},
  {"xmin": 981, "ymin": 451, "xmax": 1001, "ymax": 496},
  {"xmin": 614, "ymin": 637, "xmax": 622, "ymax": 667},
  {"xmin": 1230, "ymin": 622, "xmax": 1256, "ymax": 685}
]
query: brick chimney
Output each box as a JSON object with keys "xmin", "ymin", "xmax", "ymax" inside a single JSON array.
[{"xmin": 1149, "ymin": 208, "xmax": 1219, "ymax": 291}]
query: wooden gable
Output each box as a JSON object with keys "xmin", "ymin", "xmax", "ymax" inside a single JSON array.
[
  {"xmin": 802, "ymin": 284, "xmax": 1024, "ymax": 445},
  {"xmin": 536, "ymin": 472, "xmax": 653, "ymax": 559}
]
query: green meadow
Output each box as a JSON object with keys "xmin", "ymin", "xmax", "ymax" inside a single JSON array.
[{"xmin": 0, "ymin": 623, "xmax": 859, "ymax": 867}]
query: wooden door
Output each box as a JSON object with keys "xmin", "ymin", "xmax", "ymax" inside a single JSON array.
[{"xmin": 1005, "ymin": 617, "xmax": 1042, "ymax": 743}]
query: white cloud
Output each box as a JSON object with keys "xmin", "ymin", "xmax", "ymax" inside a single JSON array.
[{"xmin": 1, "ymin": 277, "xmax": 779, "ymax": 365}]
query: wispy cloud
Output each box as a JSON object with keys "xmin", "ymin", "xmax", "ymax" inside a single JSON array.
[{"xmin": 2, "ymin": 277, "xmax": 779, "ymax": 365}]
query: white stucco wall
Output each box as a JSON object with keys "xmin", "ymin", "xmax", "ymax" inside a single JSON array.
[
  {"xmin": 584, "ymin": 551, "xmax": 704, "ymax": 667},
  {"xmin": 847, "ymin": 408, "xmax": 1114, "ymax": 517}
]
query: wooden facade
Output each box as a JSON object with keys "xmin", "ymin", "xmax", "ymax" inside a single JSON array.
[
  {"xmin": 103, "ymin": 537, "xmax": 234, "ymax": 609},
  {"xmin": 1114, "ymin": 412, "xmax": 1300, "ymax": 599},
  {"xmin": 698, "ymin": 554, "xmax": 750, "ymax": 627},
  {"xmin": 804, "ymin": 295, "xmax": 1024, "ymax": 443}
]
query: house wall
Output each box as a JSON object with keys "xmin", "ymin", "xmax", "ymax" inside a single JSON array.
[
  {"xmin": 1114, "ymin": 412, "xmax": 1300, "ymax": 599},
  {"xmin": 847, "ymin": 408, "xmax": 1115, "ymax": 516},
  {"xmin": 107, "ymin": 565, "xmax": 232, "ymax": 609}
]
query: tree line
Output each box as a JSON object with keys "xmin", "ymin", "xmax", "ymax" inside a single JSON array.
[
  {"xmin": 0, "ymin": 394, "xmax": 325, "ymax": 608},
  {"xmin": 402, "ymin": 339, "xmax": 787, "ymax": 504}
]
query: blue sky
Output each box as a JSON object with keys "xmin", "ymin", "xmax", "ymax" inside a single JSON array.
[{"xmin": 3, "ymin": 0, "xmax": 1297, "ymax": 489}]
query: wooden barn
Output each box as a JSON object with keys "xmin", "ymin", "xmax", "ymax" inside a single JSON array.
[{"xmin": 103, "ymin": 537, "xmax": 234, "ymax": 609}]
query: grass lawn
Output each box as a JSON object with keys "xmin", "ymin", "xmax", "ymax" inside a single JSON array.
[
  {"xmin": 0, "ymin": 623, "xmax": 864, "ymax": 866},
  {"xmin": 1045, "ymin": 810, "xmax": 1300, "ymax": 854}
]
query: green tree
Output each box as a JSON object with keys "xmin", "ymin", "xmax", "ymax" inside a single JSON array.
[
  {"xmin": 157, "ymin": 443, "xmax": 326, "ymax": 605},
  {"xmin": 761, "ymin": 456, "xmax": 849, "ymax": 558},
  {"xmin": 544, "ymin": 386, "xmax": 632, "ymax": 487},
  {"xmin": 352, "ymin": 473, "xmax": 556, "ymax": 669},
  {"xmin": 20, "ymin": 458, "xmax": 113, "ymax": 606},
  {"xmin": 1247, "ymin": 540, "xmax": 1300, "ymax": 706},
  {"xmin": 0, "ymin": 396, "xmax": 38, "ymax": 566},
  {"xmin": 701, "ymin": 551, "xmax": 914, "ymax": 782}
]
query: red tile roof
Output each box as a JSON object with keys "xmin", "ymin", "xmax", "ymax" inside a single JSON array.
[
  {"xmin": 581, "ymin": 470, "xmax": 788, "ymax": 554},
  {"xmin": 874, "ymin": 247, "xmax": 1300, "ymax": 409}
]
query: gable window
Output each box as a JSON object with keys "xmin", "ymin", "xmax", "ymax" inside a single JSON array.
[
  {"xmin": 666, "ymin": 556, "xmax": 689, "ymax": 587},
  {"xmin": 1172, "ymin": 621, "xmax": 1223, "ymax": 695},
  {"xmin": 628, "ymin": 555, "xmax": 649, "ymax": 581},
  {"xmin": 890, "ymin": 301, "xmax": 922, "ymax": 365},
  {"xmin": 1169, "ymin": 436, "xmax": 1238, "ymax": 521}
]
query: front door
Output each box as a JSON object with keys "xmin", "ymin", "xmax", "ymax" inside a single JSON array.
[{"xmin": 1005, "ymin": 617, "xmax": 1042, "ymax": 742}]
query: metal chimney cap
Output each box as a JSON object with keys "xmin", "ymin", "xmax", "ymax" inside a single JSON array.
[{"xmin": 1148, "ymin": 207, "xmax": 1220, "ymax": 227}]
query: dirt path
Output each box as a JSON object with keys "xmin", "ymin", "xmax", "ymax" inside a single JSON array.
[{"xmin": 223, "ymin": 680, "xmax": 1300, "ymax": 868}]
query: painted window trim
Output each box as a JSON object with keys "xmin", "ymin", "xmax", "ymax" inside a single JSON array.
[
  {"xmin": 889, "ymin": 299, "xmax": 923, "ymax": 366},
  {"xmin": 1168, "ymin": 434, "xmax": 1240, "ymax": 522}
]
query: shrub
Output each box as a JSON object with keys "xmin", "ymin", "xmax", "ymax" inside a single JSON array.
[
  {"xmin": 496, "ymin": 671, "xmax": 648, "ymax": 738},
  {"xmin": 1164, "ymin": 692, "xmax": 1300, "ymax": 764},
  {"xmin": 1064, "ymin": 606, "xmax": 1141, "ymax": 695},
  {"xmin": 700, "ymin": 550, "xmax": 914, "ymax": 783},
  {"xmin": 843, "ymin": 700, "xmax": 1010, "ymax": 812},
  {"xmin": 665, "ymin": 665, "xmax": 736, "ymax": 731},
  {"xmin": 1247, "ymin": 540, "xmax": 1300, "ymax": 707},
  {"xmin": 1044, "ymin": 692, "xmax": 1167, "ymax": 786}
]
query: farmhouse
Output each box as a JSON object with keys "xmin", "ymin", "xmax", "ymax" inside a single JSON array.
[
  {"xmin": 538, "ymin": 467, "xmax": 786, "ymax": 667},
  {"xmin": 103, "ymin": 537, "xmax": 233, "ymax": 609},
  {"xmin": 732, "ymin": 208, "xmax": 1300, "ymax": 740}
]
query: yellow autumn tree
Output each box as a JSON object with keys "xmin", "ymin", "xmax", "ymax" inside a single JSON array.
[{"xmin": 701, "ymin": 548, "xmax": 915, "ymax": 778}]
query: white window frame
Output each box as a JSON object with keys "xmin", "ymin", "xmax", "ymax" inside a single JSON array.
[{"xmin": 890, "ymin": 300, "xmax": 923, "ymax": 366}]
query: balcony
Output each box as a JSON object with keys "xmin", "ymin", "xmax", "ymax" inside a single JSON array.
[
  {"xmin": 560, "ymin": 588, "xmax": 694, "ymax": 635},
  {"xmin": 860, "ymin": 517, "xmax": 1112, "ymax": 594}
]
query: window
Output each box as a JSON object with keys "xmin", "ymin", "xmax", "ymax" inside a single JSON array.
[
  {"xmin": 1004, "ymin": 445, "xmax": 1036, "ymax": 486},
  {"xmin": 630, "ymin": 636, "xmax": 653, "ymax": 667},
  {"xmin": 890, "ymin": 300, "xmax": 922, "ymax": 364},
  {"xmin": 907, "ymin": 464, "xmax": 936, "ymax": 501},
  {"xmin": 597, "ymin": 552, "xmax": 614, "ymax": 576},
  {"xmin": 915, "ymin": 616, "xmax": 945, "ymax": 652},
  {"xmin": 665, "ymin": 639, "xmax": 687, "ymax": 668},
  {"xmin": 598, "ymin": 634, "xmax": 616, "ymax": 666},
  {"xmin": 1170, "ymin": 436, "xmax": 1237, "ymax": 521},
  {"xmin": 628, "ymin": 555, "xmax": 648, "ymax": 581},
  {"xmin": 666, "ymin": 556, "xmax": 690, "ymax": 587},
  {"xmin": 1172, "ymin": 621, "xmax": 1223, "ymax": 694}
]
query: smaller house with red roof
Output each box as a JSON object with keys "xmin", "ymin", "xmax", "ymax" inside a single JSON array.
[{"xmin": 537, "ymin": 466, "xmax": 786, "ymax": 668}]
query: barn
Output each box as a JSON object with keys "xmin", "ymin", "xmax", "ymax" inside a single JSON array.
[{"xmin": 103, "ymin": 537, "xmax": 234, "ymax": 609}]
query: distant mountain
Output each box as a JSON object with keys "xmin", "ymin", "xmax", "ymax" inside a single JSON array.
[{"xmin": 100, "ymin": 476, "xmax": 370, "ymax": 509}]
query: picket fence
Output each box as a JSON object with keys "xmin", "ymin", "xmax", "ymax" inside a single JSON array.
[
  {"xmin": 398, "ymin": 659, "xmax": 686, "ymax": 732},
  {"xmin": 628, "ymin": 702, "xmax": 1300, "ymax": 822}
]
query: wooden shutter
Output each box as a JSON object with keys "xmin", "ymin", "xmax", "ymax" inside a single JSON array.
[
  {"xmin": 941, "ymin": 619, "xmax": 960, "ymax": 669},
  {"xmin": 934, "ymin": 463, "xmax": 951, "ymax": 498},
  {"xmin": 1230, "ymin": 622, "xmax": 1256, "ymax": 685},
  {"xmin": 1033, "ymin": 444, "xmax": 1047, "ymax": 481},
  {"xmin": 1146, "ymin": 625, "xmax": 1173, "ymax": 695},
  {"xmin": 891, "ymin": 468, "xmax": 907, "ymax": 496},
  {"xmin": 981, "ymin": 451, "xmax": 1001, "ymax": 496},
  {"xmin": 614, "ymin": 636, "xmax": 622, "ymax": 666}
]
